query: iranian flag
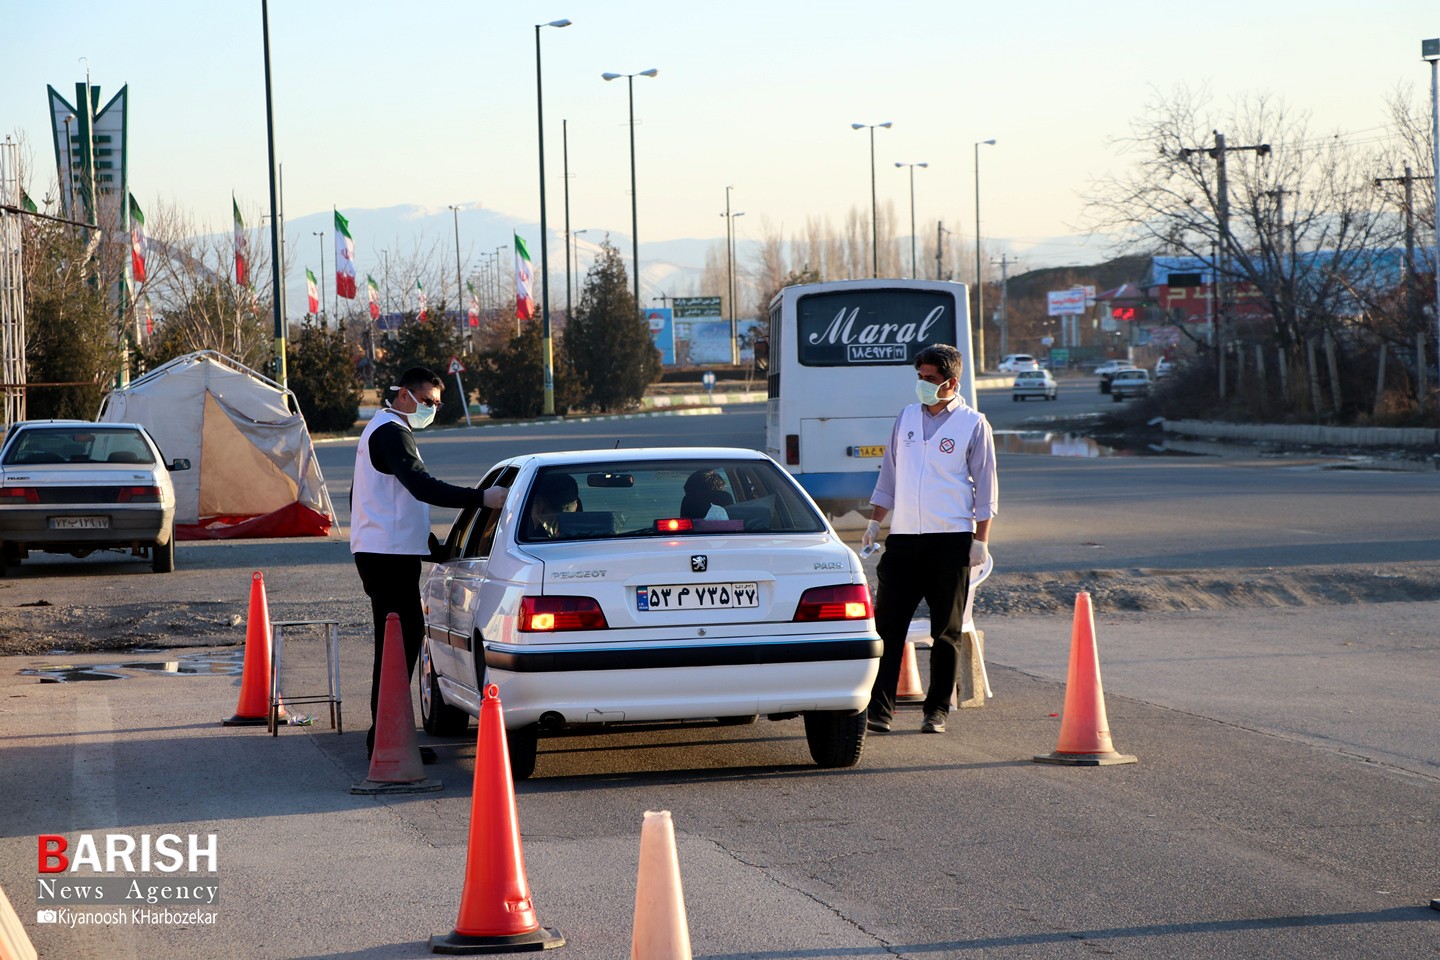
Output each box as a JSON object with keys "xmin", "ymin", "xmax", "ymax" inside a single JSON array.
[
  {"xmin": 467, "ymin": 281, "xmax": 480, "ymax": 327},
  {"xmin": 306, "ymin": 268, "xmax": 319, "ymax": 314},
  {"xmin": 515, "ymin": 233, "xmax": 536, "ymax": 320},
  {"xmin": 334, "ymin": 209, "xmax": 357, "ymax": 299},
  {"xmin": 128, "ymin": 194, "xmax": 147, "ymax": 283},
  {"xmin": 416, "ymin": 279, "xmax": 428, "ymax": 322},
  {"xmin": 233, "ymin": 196, "xmax": 248, "ymax": 285},
  {"xmin": 367, "ymin": 275, "xmax": 380, "ymax": 321}
]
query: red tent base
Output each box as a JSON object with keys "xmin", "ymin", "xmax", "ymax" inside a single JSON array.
[{"xmin": 177, "ymin": 503, "xmax": 333, "ymax": 541}]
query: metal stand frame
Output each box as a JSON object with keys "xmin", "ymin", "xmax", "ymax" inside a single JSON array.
[{"xmin": 269, "ymin": 620, "xmax": 342, "ymax": 736}]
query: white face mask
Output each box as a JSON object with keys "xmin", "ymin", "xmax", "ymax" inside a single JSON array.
[
  {"xmin": 406, "ymin": 404, "xmax": 437, "ymax": 430},
  {"xmin": 916, "ymin": 379, "xmax": 952, "ymax": 406}
]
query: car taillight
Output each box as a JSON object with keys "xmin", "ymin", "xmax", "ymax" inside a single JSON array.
[
  {"xmin": 118, "ymin": 486, "xmax": 162, "ymax": 503},
  {"xmin": 519, "ymin": 596, "xmax": 609, "ymax": 632},
  {"xmin": 793, "ymin": 584, "xmax": 872, "ymax": 622},
  {"xmin": 785, "ymin": 433, "xmax": 800, "ymax": 466},
  {"xmin": 0, "ymin": 487, "xmax": 39, "ymax": 504},
  {"xmin": 655, "ymin": 518, "xmax": 693, "ymax": 533}
]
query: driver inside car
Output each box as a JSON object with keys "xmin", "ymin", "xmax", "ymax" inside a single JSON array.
[{"xmin": 528, "ymin": 473, "xmax": 582, "ymax": 538}]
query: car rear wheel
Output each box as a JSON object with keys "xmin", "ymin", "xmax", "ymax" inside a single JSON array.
[
  {"xmin": 151, "ymin": 535, "xmax": 175, "ymax": 574},
  {"xmin": 804, "ymin": 709, "xmax": 866, "ymax": 768},
  {"xmin": 507, "ymin": 723, "xmax": 539, "ymax": 780},
  {"xmin": 420, "ymin": 640, "xmax": 470, "ymax": 737}
]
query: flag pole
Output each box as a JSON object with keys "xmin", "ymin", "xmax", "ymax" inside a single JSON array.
[{"xmin": 260, "ymin": 0, "xmax": 288, "ymax": 387}]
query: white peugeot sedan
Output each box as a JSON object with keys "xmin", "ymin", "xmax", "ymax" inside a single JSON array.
[
  {"xmin": 419, "ymin": 447, "xmax": 880, "ymax": 778},
  {"xmin": 0, "ymin": 420, "xmax": 189, "ymax": 575}
]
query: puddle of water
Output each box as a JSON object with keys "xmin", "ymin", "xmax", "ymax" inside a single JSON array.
[
  {"xmin": 993, "ymin": 430, "xmax": 1206, "ymax": 458},
  {"xmin": 20, "ymin": 650, "xmax": 244, "ymax": 682}
]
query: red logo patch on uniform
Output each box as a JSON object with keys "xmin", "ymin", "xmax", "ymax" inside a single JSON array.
[{"xmin": 938, "ymin": 438, "xmax": 956, "ymax": 454}]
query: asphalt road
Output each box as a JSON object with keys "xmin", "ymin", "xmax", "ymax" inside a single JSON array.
[{"xmin": 1, "ymin": 379, "xmax": 1437, "ymax": 958}]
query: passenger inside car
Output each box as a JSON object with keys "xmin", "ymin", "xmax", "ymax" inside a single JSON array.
[
  {"xmin": 680, "ymin": 468, "xmax": 734, "ymax": 520},
  {"xmin": 528, "ymin": 473, "xmax": 582, "ymax": 539}
]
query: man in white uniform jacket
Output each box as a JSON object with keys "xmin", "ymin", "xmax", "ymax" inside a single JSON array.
[
  {"xmin": 351, "ymin": 366, "xmax": 488, "ymax": 760},
  {"xmin": 860, "ymin": 344, "xmax": 998, "ymax": 735}
]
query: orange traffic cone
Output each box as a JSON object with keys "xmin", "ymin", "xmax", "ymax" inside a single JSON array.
[
  {"xmin": 431, "ymin": 684, "xmax": 563, "ymax": 954},
  {"xmin": 896, "ymin": 640, "xmax": 925, "ymax": 702},
  {"xmin": 1034, "ymin": 592, "xmax": 1136, "ymax": 766},
  {"xmin": 351, "ymin": 613, "xmax": 442, "ymax": 795},
  {"xmin": 631, "ymin": 810, "xmax": 691, "ymax": 960},
  {"xmin": 222, "ymin": 572, "xmax": 274, "ymax": 726}
]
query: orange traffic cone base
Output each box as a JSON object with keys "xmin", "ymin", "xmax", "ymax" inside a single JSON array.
[
  {"xmin": 1033, "ymin": 749, "xmax": 1137, "ymax": 766},
  {"xmin": 220, "ymin": 714, "xmax": 268, "ymax": 727},
  {"xmin": 351, "ymin": 775, "xmax": 443, "ymax": 795},
  {"xmin": 429, "ymin": 926, "xmax": 565, "ymax": 954}
]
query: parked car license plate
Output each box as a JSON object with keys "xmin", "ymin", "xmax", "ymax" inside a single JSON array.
[
  {"xmin": 48, "ymin": 516, "xmax": 110, "ymax": 530},
  {"xmin": 636, "ymin": 582, "xmax": 759, "ymax": 611},
  {"xmin": 849, "ymin": 445, "xmax": 885, "ymax": 458}
]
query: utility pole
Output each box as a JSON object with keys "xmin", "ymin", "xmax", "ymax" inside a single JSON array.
[
  {"xmin": 991, "ymin": 254, "xmax": 1017, "ymax": 357},
  {"xmin": 1376, "ymin": 166, "xmax": 1425, "ymax": 335},
  {"xmin": 1179, "ymin": 131, "xmax": 1270, "ymax": 400}
]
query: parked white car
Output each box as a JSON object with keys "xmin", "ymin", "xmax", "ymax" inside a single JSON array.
[
  {"xmin": 1011, "ymin": 369, "xmax": 1058, "ymax": 401},
  {"xmin": 1155, "ymin": 358, "xmax": 1175, "ymax": 380},
  {"xmin": 419, "ymin": 447, "xmax": 881, "ymax": 778},
  {"xmin": 0, "ymin": 420, "xmax": 189, "ymax": 575},
  {"xmin": 1094, "ymin": 360, "xmax": 1137, "ymax": 393},
  {"xmin": 997, "ymin": 354, "xmax": 1040, "ymax": 373}
]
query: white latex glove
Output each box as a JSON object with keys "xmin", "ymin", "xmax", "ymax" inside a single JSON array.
[
  {"xmin": 969, "ymin": 539, "xmax": 990, "ymax": 568},
  {"xmin": 860, "ymin": 519, "xmax": 881, "ymax": 556},
  {"xmin": 482, "ymin": 485, "xmax": 509, "ymax": 509}
]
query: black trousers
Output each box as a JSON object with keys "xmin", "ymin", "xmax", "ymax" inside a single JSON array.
[
  {"xmin": 353, "ymin": 552, "xmax": 425, "ymax": 745},
  {"xmin": 869, "ymin": 532, "xmax": 974, "ymax": 723}
]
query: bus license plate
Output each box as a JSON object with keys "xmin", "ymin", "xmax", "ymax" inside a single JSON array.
[
  {"xmin": 636, "ymin": 583, "xmax": 759, "ymax": 611},
  {"xmin": 49, "ymin": 516, "xmax": 110, "ymax": 530},
  {"xmin": 851, "ymin": 445, "xmax": 885, "ymax": 458}
]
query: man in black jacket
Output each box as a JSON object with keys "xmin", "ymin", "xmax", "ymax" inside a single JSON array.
[{"xmin": 349, "ymin": 366, "xmax": 487, "ymax": 760}]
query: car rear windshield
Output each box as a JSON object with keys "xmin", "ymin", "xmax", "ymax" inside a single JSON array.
[
  {"xmin": 2, "ymin": 427, "xmax": 155, "ymax": 466},
  {"xmin": 519, "ymin": 458, "xmax": 827, "ymax": 542}
]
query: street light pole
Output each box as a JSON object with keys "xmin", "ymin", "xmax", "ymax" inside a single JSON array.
[
  {"xmin": 562, "ymin": 119, "xmax": 573, "ymax": 324},
  {"xmin": 260, "ymin": 0, "xmax": 288, "ymax": 385},
  {"xmin": 449, "ymin": 204, "xmax": 464, "ymax": 336},
  {"xmin": 973, "ymin": 138, "xmax": 996, "ymax": 371},
  {"xmin": 312, "ymin": 230, "xmax": 325, "ymax": 323},
  {"xmin": 722, "ymin": 187, "xmax": 746, "ymax": 365},
  {"xmin": 852, "ymin": 122, "xmax": 892, "ymax": 278},
  {"xmin": 1425, "ymin": 38, "xmax": 1440, "ymax": 406},
  {"xmin": 603, "ymin": 69, "xmax": 659, "ymax": 314},
  {"xmin": 572, "ymin": 229, "xmax": 589, "ymax": 306},
  {"xmin": 895, "ymin": 162, "xmax": 928, "ymax": 280},
  {"xmin": 535, "ymin": 18, "xmax": 571, "ymax": 417}
]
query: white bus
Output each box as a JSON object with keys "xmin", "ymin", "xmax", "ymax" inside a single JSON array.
[{"xmin": 763, "ymin": 278, "xmax": 975, "ymax": 521}]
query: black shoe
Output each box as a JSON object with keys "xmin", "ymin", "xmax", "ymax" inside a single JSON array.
[
  {"xmin": 419, "ymin": 746, "xmax": 438, "ymax": 765},
  {"xmin": 866, "ymin": 717, "xmax": 891, "ymax": 734},
  {"xmin": 921, "ymin": 711, "xmax": 946, "ymax": 734}
]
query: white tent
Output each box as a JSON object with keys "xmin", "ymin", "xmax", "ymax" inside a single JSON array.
[{"xmin": 98, "ymin": 351, "xmax": 335, "ymax": 539}]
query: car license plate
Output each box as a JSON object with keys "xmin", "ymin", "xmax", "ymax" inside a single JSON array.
[
  {"xmin": 636, "ymin": 582, "xmax": 759, "ymax": 611},
  {"xmin": 850, "ymin": 445, "xmax": 885, "ymax": 458},
  {"xmin": 48, "ymin": 516, "xmax": 110, "ymax": 530}
]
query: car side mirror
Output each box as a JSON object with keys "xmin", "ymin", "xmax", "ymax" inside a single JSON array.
[{"xmin": 169, "ymin": 458, "xmax": 191, "ymax": 471}]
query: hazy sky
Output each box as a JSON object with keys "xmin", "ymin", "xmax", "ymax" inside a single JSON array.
[{"xmin": 3, "ymin": 1, "xmax": 1438, "ymax": 267}]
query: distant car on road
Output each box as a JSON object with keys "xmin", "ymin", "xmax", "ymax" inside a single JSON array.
[
  {"xmin": 1110, "ymin": 369, "xmax": 1152, "ymax": 402},
  {"xmin": 997, "ymin": 354, "xmax": 1040, "ymax": 373},
  {"xmin": 0, "ymin": 420, "xmax": 189, "ymax": 575},
  {"xmin": 1155, "ymin": 358, "xmax": 1175, "ymax": 380},
  {"xmin": 1011, "ymin": 369, "xmax": 1058, "ymax": 401},
  {"xmin": 419, "ymin": 447, "xmax": 881, "ymax": 778},
  {"xmin": 1094, "ymin": 360, "xmax": 1138, "ymax": 394}
]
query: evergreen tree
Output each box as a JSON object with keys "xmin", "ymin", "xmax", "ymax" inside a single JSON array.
[
  {"xmin": 286, "ymin": 318, "xmax": 362, "ymax": 432},
  {"xmin": 566, "ymin": 240, "xmax": 661, "ymax": 412},
  {"xmin": 471, "ymin": 323, "xmax": 581, "ymax": 419},
  {"xmin": 372, "ymin": 305, "xmax": 472, "ymax": 425}
]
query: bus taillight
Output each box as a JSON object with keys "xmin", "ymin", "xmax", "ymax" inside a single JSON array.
[{"xmin": 785, "ymin": 434, "xmax": 799, "ymax": 465}]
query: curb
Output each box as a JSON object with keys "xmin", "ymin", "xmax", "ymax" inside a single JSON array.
[
  {"xmin": 314, "ymin": 404, "xmax": 727, "ymax": 444},
  {"xmin": 1163, "ymin": 419, "xmax": 1440, "ymax": 449}
]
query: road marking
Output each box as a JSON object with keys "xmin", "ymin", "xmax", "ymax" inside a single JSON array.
[{"xmin": 72, "ymin": 695, "xmax": 138, "ymax": 959}]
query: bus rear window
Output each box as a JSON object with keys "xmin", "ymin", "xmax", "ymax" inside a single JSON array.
[{"xmin": 796, "ymin": 289, "xmax": 957, "ymax": 367}]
